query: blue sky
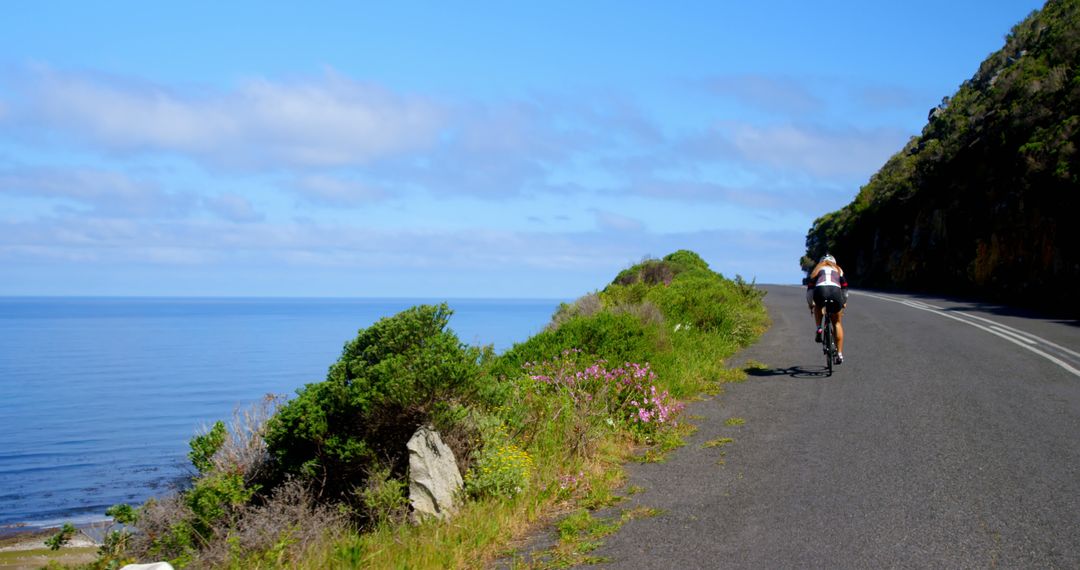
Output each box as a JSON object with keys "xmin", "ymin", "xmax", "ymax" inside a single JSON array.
[{"xmin": 1, "ymin": 1, "xmax": 1045, "ymax": 297}]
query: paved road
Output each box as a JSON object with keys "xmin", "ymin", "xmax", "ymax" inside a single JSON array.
[{"xmin": 594, "ymin": 285, "xmax": 1080, "ymax": 568}]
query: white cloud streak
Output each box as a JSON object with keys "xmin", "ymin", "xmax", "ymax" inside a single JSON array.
[
  {"xmin": 680, "ymin": 121, "xmax": 907, "ymax": 180},
  {"xmin": 15, "ymin": 66, "xmax": 446, "ymax": 168},
  {"xmin": 0, "ymin": 165, "xmax": 268, "ymax": 222},
  {"xmin": 0, "ymin": 210, "xmax": 802, "ymax": 278},
  {"xmin": 592, "ymin": 209, "xmax": 645, "ymax": 232},
  {"xmin": 204, "ymin": 193, "xmax": 264, "ymax": 223},
  {"xmin": 0, "ymin": 166, "xmax": 196, "ymax": 218},
  {"xmin": 706, "ymin": 74, "xmax": 825, "ymax": 116},
  {"xmin": 726, "ymin": 122, "xmax": 906, "ymax": 178},
  {"xmin": 291, "ymin": 174, "xmax": 387, "ymax": 206}
]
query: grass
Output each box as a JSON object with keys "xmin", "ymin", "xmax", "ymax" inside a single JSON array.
[
  {"xmin": 743, "ymin": 360, "xmax": 769, "ymax": 372},
  {"xmin": 0, "ymin": 546, "xmax": 97, "ymax": 570},
  {"xmin": 320, "ymin": 348, "xmax": 762, "ymax": 564},
  {"xmin": 515, "ymin": 502, "xmax": 664, "ymax": 569},
  {"xmin": 702, "ymin": 437, "xmax": 735, "ymax": 448},
  {"xmin": 724, "ymin": 417, "xmax": 746, "ymax": 427}
]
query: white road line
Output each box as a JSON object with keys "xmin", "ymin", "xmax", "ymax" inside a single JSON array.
[
  {"xmin": 990, "ymin": 325, "xmax": 1038, "ymax": 346},
  {"xmin": 854, "ymin": 291, "xmax": 1080, "ymax": 378},
  {"xmin": 958, "ymin": 312, "xmax": 1080, "ymax": 360}
]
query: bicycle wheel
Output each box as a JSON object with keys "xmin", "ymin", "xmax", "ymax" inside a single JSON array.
[{"xmin": 823, "ymin": 320, "xmax": 833, "ymax": 373}]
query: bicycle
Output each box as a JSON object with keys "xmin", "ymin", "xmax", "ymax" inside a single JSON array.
[{"xmin": 820, "ymin": 299, "xmax": 841, "ymax": 374}]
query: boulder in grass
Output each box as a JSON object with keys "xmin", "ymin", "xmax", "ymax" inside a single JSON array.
[{"xmin": 407, "ymin": 426, "xmax": 463, "ymax": 521}]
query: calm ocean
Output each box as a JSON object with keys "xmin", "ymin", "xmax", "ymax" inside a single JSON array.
[{"xmin": 0, "ymin": 297, "xmax": 561, "ymax": 531}]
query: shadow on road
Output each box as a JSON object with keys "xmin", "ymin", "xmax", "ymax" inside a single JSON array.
[
  {"xmin": 941, "ymin": 305, "xmax": 1080, "ymax": 328},
  {"xmin": 859, "ymin": 288, "xmax": 1080, "ymax": 327},
  {"xmin": 745, "ymin": 365, "xmax": 831, "ymax": 379}
]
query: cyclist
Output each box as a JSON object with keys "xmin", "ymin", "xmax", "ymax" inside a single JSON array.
[{"xmin": 806, "ymin": 254, "xmax": 849, "ymax": 364}]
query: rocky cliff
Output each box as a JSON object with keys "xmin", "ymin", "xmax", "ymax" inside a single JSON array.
[{"xmin": 804, "ymin": 0, "xmax": 1080, "ymax": 316}]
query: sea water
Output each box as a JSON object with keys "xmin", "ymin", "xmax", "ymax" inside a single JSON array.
[{"xmin": 0, "ymin": 297, "xmax": 561, "ymax": 531}]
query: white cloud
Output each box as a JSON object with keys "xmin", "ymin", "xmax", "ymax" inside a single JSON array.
[
  {"xmin": 704, "ymin": 73, "xmax": 927, "ymax": 119},
  {"xmin": 291, "ymin": 174, "xmax": 387, "ymax": 206},
  {"xmin": 705, "ymin": 74, "xmax": 825, "ymax": 116},
  {"xmin": 592, "ymin": 209, "xmax": 645, "ymax": 232},
  {"xmin": 17, "ymin": 66, "xmax": 446, "ymax": 168},
  {"xmin": 4, "ymin": 67, "xmax": 679, "ymax": 200},
  {"xmin": 0, "ymin": 166, "xmax": 196, "ymax": 218},
  {"xmin": 204, "ymin": 193, "xmax": 263, "ymax": 223},
  {"xmin": 856, "ymin": 84, "xmax": 923, "ymax": 112},
  {"xmin": 711, "ymin": 122, "xmax": 907, "ymax": 179},
  {"xmin": 0, "ymin": 165, "xmax": 272, "ymax": 222},
  {"xmin": 628, "ymin": 178, "xmax": 823, "ymax": 213}
]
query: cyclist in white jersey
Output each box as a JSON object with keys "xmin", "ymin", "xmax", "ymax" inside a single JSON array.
[{"xmin": 806, "ymin": 254, "xmax": 849, "ymax": 363}]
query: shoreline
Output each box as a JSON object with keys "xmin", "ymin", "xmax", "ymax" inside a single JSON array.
[
  {"xmin": 0, "ymin": 521, "xmax": 108, "ymax": 551},
  {"xmin": 0, "ymin": 527, "xmax": 98, "ymax": 570}
]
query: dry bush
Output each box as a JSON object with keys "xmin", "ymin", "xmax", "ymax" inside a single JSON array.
[
  {"xmin": 614, "ymin": 259, "xmax": 674, "ymax": 287},
  {"xmin": 612, "ymin": 300, "xmax": 665, "ymax": 327},
  {"xmin": 194, "ymin": 478, "xmax": 349, "ymax": 568},
  {"xmin": 122, "ymin": 395, "xmax": 287, "ymax": 565},
  {"xmin": 640, "ymin": 260, "xmax": 675, "ymax": 286},
  {"xmin": 210, "ymin": 394, "xmax": 283, "ymax": 484},
  {"xmin": 126, "ymin": 493, "xmax": 196, "ymax": 563},
  {"xmin": 546, "ymin": 293, "xmax": 602, "ymax": 331}
]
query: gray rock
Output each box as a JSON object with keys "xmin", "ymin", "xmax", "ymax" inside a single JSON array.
[{"xmin": 406, "ymin": 426, "xmax": 463, "ymax": 521}]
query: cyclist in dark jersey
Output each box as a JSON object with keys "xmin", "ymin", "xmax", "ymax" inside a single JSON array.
[{"xmin": 806, "ymin": 254, "xmax": 849, "ymax": 364}]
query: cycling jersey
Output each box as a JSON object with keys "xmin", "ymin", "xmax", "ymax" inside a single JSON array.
[{"xmin": 811, "ymin": 267, "xmax": 847, "ymax": 289}]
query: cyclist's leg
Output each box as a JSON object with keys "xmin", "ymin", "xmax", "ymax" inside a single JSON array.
[
  {"xmin": 833, "ymin": 310, "xmax": 844, "ymax": 354},
  {"xmin": 825, "ymin": 288, "xmax": 845, "ymax": 359},
  {"xmin": 812, "ymin": 287, "xmax": 826, "ymax": 338}
]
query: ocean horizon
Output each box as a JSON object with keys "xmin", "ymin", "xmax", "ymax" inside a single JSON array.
[{"xmin": 0, "ymin": 296, "xmax": 564, "ymax": 531}]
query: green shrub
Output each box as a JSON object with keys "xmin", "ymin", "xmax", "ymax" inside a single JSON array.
[
  {"xmin": 265, "ymin": 303, "xmax": 485, "ymax": 512},
  {"xmin": 497, "ymin": 310, "xmax": 657, "ymax": 377},
  {"xmin": 546, "ymin": 292, "xmax": 602, "ymax": 331},
  {"xmin": 188, "ymin": 421, "xmax": 226, "ymax": 475},
  {"xmin": 358, "ymin": 464, "xmax": 410, "ymax": 527},
  {"xmin": 662, "ymin": 249, "xmax": 710, "ymax": 272},
  {"xmin": 105, "ymin": 503, "xmax": 137, "ymax": 525},
  {"xmin": 600, "ymin": 281, "xmax": 650, "ymax": 307},
  {"xmin": 523, "ymin": 351, "xmax": 683, "ymax": 439},
  {"xmin": 464, "ymin": 442, "xmax": 533, "ymax": 499},
  {"xmin": 186, "ymin": 472, "xmax": 257, "ymax": 532},
  {"xmin": 45, "ymin": 523, "xmax": 76, "ymax": 551}
]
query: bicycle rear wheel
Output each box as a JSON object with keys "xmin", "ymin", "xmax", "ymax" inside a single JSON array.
[{"xmin": 824, "ymin": 319, "xmax": 835, "ymax": 374}]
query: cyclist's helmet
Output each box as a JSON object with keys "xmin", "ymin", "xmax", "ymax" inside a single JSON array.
[{"xmin": 820, "ymin": 254, "xmax": 836, "ymax": 264}]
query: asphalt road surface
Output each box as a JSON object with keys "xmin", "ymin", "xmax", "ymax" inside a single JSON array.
[{"xmin": 593, "ymin": 285, "xmax": 1080, "ymax": 569}]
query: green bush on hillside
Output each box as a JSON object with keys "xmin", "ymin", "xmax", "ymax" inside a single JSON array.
[
  {"xmin": 493, "ymin": 310, "xmax": 658, "ymax": 380},
  {"xmin": 611, "ymin": 250, "xmax": 710, "ymax": 287},
  {"xmin": 604, "ymin": 256, "xmax": 765, "ymax": 345},
  {"xmin": 264, "ymin": 303, "xmax": 488, "ymax": 519}
]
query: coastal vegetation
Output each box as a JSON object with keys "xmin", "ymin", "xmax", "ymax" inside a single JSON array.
[
  {"xmin": 805, "ymin": 0, "xmax": 1080, "ymax": 316},
  {"xmin": 49, "ymin": 249, "xmax": 767, "ymax": 569}
]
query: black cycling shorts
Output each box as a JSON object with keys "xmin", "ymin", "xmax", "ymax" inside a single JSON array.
[{"xmin": 813, "ymin": 286, "xmax": 845, "ymax": 312}]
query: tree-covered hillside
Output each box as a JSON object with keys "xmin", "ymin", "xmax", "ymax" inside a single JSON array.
[{"xmin": 805, "ymin": 0, "xmax": 1080, "ymax": 316}]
